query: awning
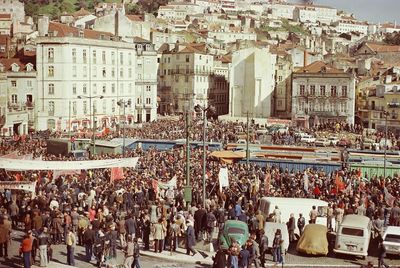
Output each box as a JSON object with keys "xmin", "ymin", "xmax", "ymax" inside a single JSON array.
[{"xmin": 209, "ymin": 150, "xmax": 245, "ymax": 164}]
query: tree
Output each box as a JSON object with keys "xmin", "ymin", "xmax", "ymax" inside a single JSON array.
[{"xmin": 384, "ymin": 32, "xmax": 400, "ymax": 45}]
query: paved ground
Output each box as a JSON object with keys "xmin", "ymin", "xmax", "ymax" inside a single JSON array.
[{"xmin": 1, "ymin": 230, "xmax": 400, "ymax": 268}]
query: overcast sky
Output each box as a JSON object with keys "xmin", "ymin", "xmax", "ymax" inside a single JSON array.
[{"xmin": 288, "ymin": 0, "xmax": 399, "ymax": 24}]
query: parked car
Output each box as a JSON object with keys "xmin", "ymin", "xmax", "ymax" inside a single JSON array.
[
  {"xmin": 327, "ymin": 136, "xmax": 339, "ymax": 146},
  {"xmin": 300, "ymin": 135, "xmax": 316, "ymax": 144},
  {"xmin": 382, "ymin": 226, "xmax": 400, "ymax": 256},
  {"xmin": 363, "ymin": 138, "xmax": 375, "ymax": 150},
  {"xmin": 338, "ymin": 138, "xmax": 352, "ymax": 147},
  {"xmin": 219, "ymin": 220, "xmax": 249, "ymax": 249},
  {"xmin": 315, "ymin": 138, "xmax": 328, "ymax": 147},
  {"xmin": 296, "ymin": 224, "xmax": 329, "ymax": 256}
]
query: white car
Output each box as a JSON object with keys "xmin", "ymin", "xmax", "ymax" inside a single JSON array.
[
  {"xmin": 300, "ymin": 135, "xmax": 316, "ymax": 144},
  {"xmin": 382, "ymin": 226, "xmax": 400, "ymax": 256},
  {"xmin": 327, "ymin": 136, "xmax": 339, "ymax": 146},
  {"xmin": 315, "ymin": 138, "xmax": 328, "ymax": 147}
]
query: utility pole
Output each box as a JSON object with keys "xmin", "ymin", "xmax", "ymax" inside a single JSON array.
[
  {"xmin": 122, "ymin": 103, "xmax": 126, "ymax": 157},
  {"xmin": 185, "ymin": 109, "xmax": 192, "ymax": 204},
  {"xmin": 202, "ymin": 108, "xmax": 207, "ymax": 208},
  {"xmin": 246, "ymin": 111, "xmax": 250, "ymax": 167},
  {"xmin": 92, "ymin": 102, "xmax": 96, "ymax": 156},
  {"xmin": 383, "ymin": 111, "xmax": 388, "ymax": 178}
]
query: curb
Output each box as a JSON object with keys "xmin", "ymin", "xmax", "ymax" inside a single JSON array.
[{"xmin": 140, "ymin": 250, "xmax": 214, "ymax": 265}]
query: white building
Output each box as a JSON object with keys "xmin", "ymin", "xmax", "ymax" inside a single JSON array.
[
  {"xmin": 265, "ymin": 3, "xmax": 296, "ymax": 20},
  {"xmin": 293, "ymin": 4, "xmax": 337, "ymax": 25},
  {"xmin": 208, "ymin": 30, "xmax": 257, "ymax": 44},
  {"xmin": 0, "ymin": 58, "xmax": 36, "ymax": 136},
  {"xmin": 0, "ymin": 0, "xmax": 25, "ymax": 22},
  {"xmin": 221, "ymin": 0, "xmax": 237, "ymax": 13},
  {"xmin": 150, "ymin": 30, "xmax": 187, "ymax": 51},
  {"xmin": 335, "ymin": 20, "xmax": 369, "ymax": 35},
  {"xmin": 157, "ymin": 2, "xmax": 203, "ymax": 21},
  {"xmin": 379, "ymin": 22, "xmax": 400, "ymax": 34},
  {"xmin": 35, "ymin": 19, "xmax": 157, "ymax": 131},
  {"xmin": 291, "ymin": 61, "xmax": 355, "ymax": 128},
  {"xmin": 229, "ymin": 47, "xmax": 277, "ymax": 118},
  {"xmin": 158, "ymin": 43, "xmax": 214, "ymax": 114}
]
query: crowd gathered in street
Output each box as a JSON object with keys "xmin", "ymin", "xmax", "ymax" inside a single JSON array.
[{"xmin": 0, "ymin": 117, "xmax": 399, "ymax": 268}]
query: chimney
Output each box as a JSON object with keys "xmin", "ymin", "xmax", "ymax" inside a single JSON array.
[
  {"xmin": 38, "ymin": 15, "xmax": 49, "ymax": 37},
  {"xmin": 303, "ymin": 49, "xmax": 308, "ymax": 67}
]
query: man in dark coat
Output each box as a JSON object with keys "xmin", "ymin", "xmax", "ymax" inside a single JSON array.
[
  {"xmin": 212, "ymin": 247, "xmax": 226, "ymax": 268},
  {"xmin": 194, "ymin": 206, "xmax": 206, "ymax": 240},
  {"xmin": 185, "ymin": 221, "xmax": 197, "ymax": 256},
  {"xmin": 125, "ymin": 214, "xmax": 137, "ymax": 238}
]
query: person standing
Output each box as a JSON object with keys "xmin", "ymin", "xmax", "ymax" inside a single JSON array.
[
  {"xmin": 0, "ymin": 217, "xmax": 11, "ymax": 259},
  {"xmin": 273, "ymin": 206, "xmax": 281, "ymax": 223},
  {"xmin": 309, "ymin": 206, "xmax": 318, "ymax": 224},
  {"xmin": 132, "ymin": 237, "xmax": 141, "ymax": 268},
  {"xmin": 66, "ymin": 228, "xmax": 76, "ymax": 266},
  {"xmin": 239, "ymin": 244, "xmax": 250, "ymax": 268},
  {"xmin": 259, "ymin": 230, "xmax": 268, "ymax": 267},
  {"xmin": 123, "ymin": 234, "xmax": 134, "ymax": 268},
  {"xmin": 378, "ymin": 237, "xmax": 389, "ymax": 268},
  {"xmin": 327, "ymin": 204, "xmax": 334, "ymax": 231},
  {"xmin": 297, "ymin": 213, "xmax": 305, "ymax": 236},
  {"xmin": 287, "ymin": 213, "xmax": 296, "ymax": 243},
  {"xmin": 185, "ymin": 220, "xmax": 197, "ymax": 256},
  {"xmin": 272, "ymin": 229, "xmax": 282, "ymax": 264},
  {"xmin": 20, "ymin": 232, "xmax": 33, "ymax": 268},
  {"xmin": 83, "ymin": 224, "xmax": 95, "ymax": 262},
  {"xmin": 38, "ymin": 227, "xmax": 49, "ymax": 267}
]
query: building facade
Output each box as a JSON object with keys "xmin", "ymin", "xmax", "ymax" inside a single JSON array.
[
  {"xmin": 291, "ymin": 61, "xmax": 356, "ymax": 128},
  {"xmin": 229, "ymin": 47, "xmax": 277, "ymax": 118},
  {"xmin": 0, "ymin": 0, "xmax": 25, "ymax": 22}
]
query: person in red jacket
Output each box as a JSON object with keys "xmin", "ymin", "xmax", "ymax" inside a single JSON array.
[{"xmin": 20, "ymin": 231, "xmax": 33, "ymax": 268}]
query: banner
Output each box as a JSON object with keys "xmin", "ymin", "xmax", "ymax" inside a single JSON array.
[
  {"xmin": 0, "ymin": 181, "xmax": 36, "ymax": 196},
  {"xmin": 53, "ymin": 170, "xmax": 81, "ymax": 180},
  {"xmin": 111, "ymin": 167, "xmax": 124, "ymax": 182},
  {"xmin": 0, "ymin": 157, "xmax": 139, "ymax": 171},
  {"xmin": 157, "ymin": 176, "xmax": 177, "ymax": 190},
  {"xmin": 384, "ymin": 187, "xmax": 396, "ymax": 207},
  {"xmin": 218, "ymin": 167, "xmax": 229, "ymax": 192}
]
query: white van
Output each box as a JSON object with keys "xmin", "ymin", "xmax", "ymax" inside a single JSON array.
[
  {"xmin": 334, "ymin": 215, "xmax": 371, "ymax": 258},
  {"xmin": 259, "ymin": 197, "xmax": 334, "ymax": 235},
  {"xmin": 264, "ymin": 222, "xmax": 290, "ymax": 253}
]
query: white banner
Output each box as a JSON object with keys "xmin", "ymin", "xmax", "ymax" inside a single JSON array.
[
  {"xmin": 158, "ymin": 176, "xmax": 177, "ymax": 190},
  {"xmin": 218, "ymin": 167, "xmax": 229, "ymax": 191},
  {"xmin": 0, "ymin": 181, "xmax": 36, "ymax": 194},
  {"xmin": 0, "ymin": 157, "xmax": 139, "ymax": 171}
]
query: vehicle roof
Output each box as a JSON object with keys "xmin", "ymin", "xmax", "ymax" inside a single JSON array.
[
  {"xmin": 384, "ymin": 226, "xmax": 400, "ymax": 234},
  {"xmin": 260, "ymin": 197, "xmax": 328, "ymax": 206},
  {"xmin": 341, "ymin": 215, "xmax": 370, "ymax": 227},
  {"xmin": 224, "ymin": 220, "xmax": 248, "ymax": 228}
]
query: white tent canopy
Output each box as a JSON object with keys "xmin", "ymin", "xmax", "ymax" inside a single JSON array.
[{"xmin": 0, "ymin": 157, "xmax": 139, "ymax": 171}]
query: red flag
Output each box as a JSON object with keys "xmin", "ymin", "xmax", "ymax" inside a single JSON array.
[
  {"xmin": 265, "ymin": 172, "xmax": 271, "ymax": 195},
  {"xmin": 111, "ymin": 167, "xmax": 124, "ymax": 182}
]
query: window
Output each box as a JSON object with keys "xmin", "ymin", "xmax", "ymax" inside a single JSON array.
[
  {"xmin": 48, "ymin": 101, "xmax": 54, "ymax": 115},
  {"xmin": 185, "ymin": 76, "xmax": 189, "ymax": 83},
  {"xmin": 48, "ymin": 83, "xmax": 54, "ymax": 95},
  {"xmin": 11, "ymin": 94, "xmax": 17, "ymax": 103},
  {"xmin": 102, "ymin": 100, "xmax": 106, "ymax": 114},
  {"xmin": 310, "ymin": 85, "xmax": 316, "ymax": 95},
  {"xmin": 93, "ymin": 100, "xmax": 97, "ymax": 113},
  {"xmin": 93, "ymin": 83, "xmax": 97, "ymax": 94},
  {"xmin": 111, "ymin": 52, "xmax": 115, "ymax": 64},
  {"xmin": 102, "ymin": 51, "xmax": 106, "ymax": 64},
  {"xmin": 102, "ymin": 67, "xmax": 106, "ymax": 78},
  {"xmin": 120, "ymin": 83, "xmax": 124, "ymax": 94},
  {"xmin": 146, "ymin": 85, "xmax": 151, "ymax": 92},
  {"xmin": 72, "ymin": 66, "xmax": 77, "ymax": 77},
  {"xmin": 111, "ymin": 100, "xmax": 115, "ymax": 112},
  {"xmin": 83, "ymin": 100, "xmax": 87, "ymax": 114},
  {"xmin": 48, "ymin": 48, "xmax": 54, "ymax": 62},
  {"xmin": 83, "ymin": 84, "xmax": 87, "ymax": 94},
  {"xmin": 102, "ymin": 84, "xmax": 106, "ymax": 94},
  {"xmin": 341, "ymin": 86, "xmax": 348, "ymax": 97},
  {"xmin": 93, "ymin": 67, "xmax": 97, "ymax": 78},
  {"xmin": 128, "ymin": 53, "xmax": 132, "ymax": 65},
  {"xmin": 128, "ymin": 68, "xmax": 132, "ymax": 78},
  {"xmin": 279, "ymin": 65, "xmax": 283, "ymax": 70},
  {"xmin": 278, "ymin": 76, "xmax": 282, "ymax": 82},
  {"xmin": 137, "ymin": 97, "xmax": 141, "ymax": 104},
  {"xmin": 92, "ymin": 50, "xmax": 96, "ymax": 64},
  {"xmin": 341, "ymin": 227, "xmax": 363, "ymax": 237},
  {"xmin": 72, "ymin": 101, "xmax": 77, "ymax": 115},
  {"xmin": 83, "ymin": 49, "xmax": 87, "ymax": 63},
  {"xmin": 146, "ymin": 98, "xmax": 151, "ymax": 105},
  {"xmin": 120, "ymin": 68, "xmax": 123, "ymax": 78},
  {"xmin": 331, "ymin": 86, "xmax": 337, "ymax": 96},
  {"xmin": 120, "ymin": 52, "xmax": 123, "ymax": 65},
  {"xmin": 320, "ymin": 85, "xmax": 326, "ymax": 96},
  {"xmin": 72, "ymin": 84, "xmax": 76, "ymax": 95},
  {"xmin": 111, "ymin": 68, "xmax": 115, "ymax": 78},
  {"xmin": 48, "ymin": 66, "xmax": 54, "ymax": 77},
  {"xmin": 83, "ymin": 66, "xmax": 87, "ymax": 78},
  {"xmin": 111, "ymin": 83, "xmax": 115, "ymax": 93},
  {"xmin": 27, "ymin": 80, "xmax": 32, "ymax": 87},
  {"xmin": 72, "ymin": 48, "xmax": 76, "ymax": 63},
  {"xmin": 299, "ymin": 85, "xmax": 305, "ymax": 96},
  {"xmin": 186, "ymin": 55, "xmax": 190, "ymax": 63},
  {"xmin": 11, "ymin": 80, "xmax": 16, "ymax": 87}
]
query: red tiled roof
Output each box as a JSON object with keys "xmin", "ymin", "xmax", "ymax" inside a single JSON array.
[
  {"xmin": 365, "ymin": 42, "xmax": 400, "ymax": 53},
  {"xmin": 295, "ymin": 61, "xmax": 345, "ymax": 74},
  {"xmin": 48, "ymin": 22, "xmax": 114, "ymax": 40},
  {"xmin": 0, "ymin": 58, "xmax": 35, "ymax": 72},
  {"xmin": 73, "ymin": 8, "xmax": 91, "ymax": 18}
]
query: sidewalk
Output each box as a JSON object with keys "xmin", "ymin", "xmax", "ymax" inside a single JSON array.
[{"xmin": 140, "ymin": 247, "xmax": 214, "ymax": 265}]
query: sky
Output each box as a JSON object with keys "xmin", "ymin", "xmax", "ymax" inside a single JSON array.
[{"xmin": 289, "ymin": 0, "xmax": 399, "ymax": 24}]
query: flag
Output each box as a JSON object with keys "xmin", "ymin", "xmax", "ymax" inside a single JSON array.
[
  {"xmin": 111, "ymin": 167, "xmax": 124, "ymax": 182},
  {"xmin": 158, "ymin": 176, "xmax": 177, "ymax": 189},
  {"xmin": 265, "ymin": 172, "xmax": 271, "ymax": 195},
  {"xmin": 384, "ymin": 187, "xmax": 396, "ymax": 207},
  {"xmin": 303, "ymin": 172, "xmax": 309, "ymax": 192}
]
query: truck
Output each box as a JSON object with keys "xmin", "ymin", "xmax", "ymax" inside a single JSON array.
[{"xmin": 46, "ymin": 138, "xmax": 89, "ymax": 159}]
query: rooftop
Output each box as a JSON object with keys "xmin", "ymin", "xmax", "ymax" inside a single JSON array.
[
  {"xmin": 48, "ymin": 22, "xmax": 114, "ymax": 40},
  {"xmin": 295, "ymin": 61, "xmax": 346, "ymax": 75}
]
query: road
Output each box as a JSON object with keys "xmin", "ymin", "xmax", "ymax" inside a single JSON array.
[{"xmin": 2, "ymin": 230, "xmax": 399, "ymax": 268}]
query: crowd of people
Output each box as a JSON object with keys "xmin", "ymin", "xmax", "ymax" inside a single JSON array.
[{"xmin": 0, "ymin": 118, "xmax": 399, "ymax": 268}]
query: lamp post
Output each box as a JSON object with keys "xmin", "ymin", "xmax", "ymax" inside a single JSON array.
[
  {"xmin": 78, "ymin": 95, "xmax": 103, "ymax": 156},
  {"xmin": 117, "ymin": 99, "xmax": 132, "ymax": 157},
  {"xmin": 195, "ymin": 104, "xmax": 215, "ymax": 208}
]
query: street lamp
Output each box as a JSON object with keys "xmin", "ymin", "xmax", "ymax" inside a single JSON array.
[
  {"xmin": 78, "ymin": 95, "xmax": 103, "ymax": 156},
  {"xmin": 117, "ymin": 99, "xmax": 132, "ymax": 157},
  {"xmin": 194, "ymin": 103, "xmax": 216, "ymax": 208}
]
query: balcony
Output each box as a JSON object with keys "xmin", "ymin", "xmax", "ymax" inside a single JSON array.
[
  {"xmin": 26, "ymin": 101, "xmax": 34, "ymax": 109},
  {"xmin": 8, "ymin": 101, "xmax": 26, "ymax": 112}
]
